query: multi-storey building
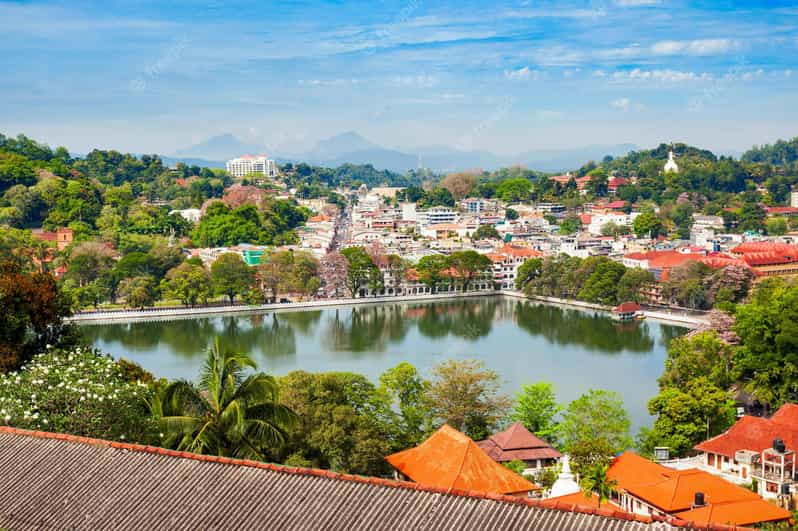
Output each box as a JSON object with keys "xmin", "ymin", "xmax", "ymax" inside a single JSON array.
[{"xmin": 225, "ymin": 155, "xmax": 277, "ymax": 179}]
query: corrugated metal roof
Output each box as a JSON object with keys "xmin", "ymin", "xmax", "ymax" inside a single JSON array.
[{"xmin": 0, "ymin": 427, "xmax": 748, "ymax": 531}]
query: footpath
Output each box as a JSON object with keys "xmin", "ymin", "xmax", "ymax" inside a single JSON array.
[{"xmin": 70, "ymin": 289, "xmax": 709, "ymax": 328}]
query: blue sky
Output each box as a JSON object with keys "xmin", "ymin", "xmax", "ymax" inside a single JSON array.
[{"xmin": 1, "ymin": 0, "xmax": 797, "ymax": 156}]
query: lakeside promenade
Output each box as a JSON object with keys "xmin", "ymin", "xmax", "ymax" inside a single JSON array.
[{"xmin": 69, "ymin": 290, "xmax": 709, "ymax": 328}]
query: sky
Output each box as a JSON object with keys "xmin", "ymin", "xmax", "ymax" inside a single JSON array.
[{"xmin": 1, "ymin": 0, "xmax": 797, "ymax": 157}]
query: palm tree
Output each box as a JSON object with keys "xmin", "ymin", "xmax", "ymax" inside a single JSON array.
[
  {"xmin": 153, "ymin": 338, "xmax": 297, "ymax": 460},
  {"xmin": 579, "ymin": 463, "xmax": 618, "ymax": 508}
]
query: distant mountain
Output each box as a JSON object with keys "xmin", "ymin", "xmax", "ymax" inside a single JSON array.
[
  {"xmin": 160, "ymin": 156, "xmax": 226, "ymax": 169},
  {"xmin": 173, "ymin": 134, "xmax": 265, "ymax": 161},
  {"xmin": 178, "ymin": 131, "xmax": 637, "ymax": 173}
]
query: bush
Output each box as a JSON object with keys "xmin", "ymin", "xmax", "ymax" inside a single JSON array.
[{"xmin": 0, "ymin": 346, "xmax": 157, "ymax": 443}]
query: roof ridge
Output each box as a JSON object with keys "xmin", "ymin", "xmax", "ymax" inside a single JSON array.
[{"xmin": 0, "ymin": 426, "xmax": 754, "ymax": 530}]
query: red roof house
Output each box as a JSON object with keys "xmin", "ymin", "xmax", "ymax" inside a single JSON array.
[{"xmin": 477, "ymin": 422, "xmax": 561, "ymax": 469}]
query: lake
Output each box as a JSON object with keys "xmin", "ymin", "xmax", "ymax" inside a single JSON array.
[{"xmin": 80, "ymin": 297, "xmax": 686, "ymax": 433}]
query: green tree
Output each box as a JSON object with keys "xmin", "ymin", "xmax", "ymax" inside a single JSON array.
[
  {"xmin": 496, "ymin": 178, "xmax": 532, "ymax": 202},
  {"xmin": 448, "ymin": 250, "xmax": 491, "ymax": 291},
  {"xmin": 559, "ymin": 389, "xmax": 632, "ymax": 464},
  {"xmin": 425, "ymin": 359, "xmax": 511, "ymax": 440},
  {"xmin": 640, "ymin": 378, "xmax": 735, "ymax": 457},
  {"xmin": 416, "ymin": 254, "xmax": 450, "ymax": 293},
  {"xmin": 515, "ymin": 257, "xmax": 543, "ymax": 290},
  {"xmin": 118, "ymin": 275, "xmax": 157, "ymax": 309},
  {"xmin": 505, "ymin": 208, "xmax": 519, "ymax": 220},
  {"xmin": 379, "ymin": 362, "xmax": 431, "ymax": 447},
  {"xmin": 473, "ymin": 224, "xmax": 500, "ymax": 240},
  {"xmin": 341, "ymin": 246, "xmax": 381, "ymax": 296},
  {"xmin": 258, "ymin": 249, "xmax": 294, "ymax": 302},
  {"xmin": 767, "ymin": 217, "xmax": 788, "ymax": 236},
  {"xmin": 580, "ymin": 463, "xmax": 617, "ymax": 508},
  {"xmin": 510, "ymin": 382, "xmax": 561, "ymax": 443},
  {"xmin": 660, "ymin": 331, "xmax": 737, "ymax": 392},
  {"xmin": 155, "ymin": 338, "xmax": 296, "ymax": 459},
  {"xmin": 577, "ymin": 257, "xmax": 627, "ymax": 305},
  {"xmin": 211, "ymin": 253, "xmax": 255, "ymax": 303},
  {"xmin": 633, "ymin": 211, "xmax": 664, "ymax": 238},
  {"xmin": 616, "ymin": 268, "xmax": 655, "ymax": 303},
  {"xmin": 558, "ymin": 215, "xmax": 582, "ymax": 235},
  {"xmin": 160, "ymin": 262, "xmax": 211, "ymax": 306}
]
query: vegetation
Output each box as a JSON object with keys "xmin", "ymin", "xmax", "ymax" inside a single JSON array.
[{"xmin": 155, "ymin": 339, "xmax": 297, "ymax": 460}]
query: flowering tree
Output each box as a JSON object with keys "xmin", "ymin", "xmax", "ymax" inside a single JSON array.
[
  {"xmin": 319, "ymin": 251, "xmax": 349, "ymax": 298},
  {"xmin": 0, "ymin": 346, "xmax": 156, "ymax": 443}
]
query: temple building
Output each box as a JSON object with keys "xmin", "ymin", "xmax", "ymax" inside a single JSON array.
[
  {"xmin": 477, "ymin": 422, "xmax": 561, "ymax": 474},
  {"xmin": 664, "ymin": 150, "xmax": 679, "ymax": 173},
  {"xmin": 385, "ymin": 424, "xmax": 539, "ymax": 496}
]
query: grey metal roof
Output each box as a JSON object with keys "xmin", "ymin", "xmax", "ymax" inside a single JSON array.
[{"xmin": 0, "ymin": 428, "xmax": 733, "ymax": 531}]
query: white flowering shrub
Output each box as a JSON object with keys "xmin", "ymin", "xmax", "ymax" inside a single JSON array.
[{"xmin": 0, "ymin": 346, "xmax": 157, "ymax": 443}]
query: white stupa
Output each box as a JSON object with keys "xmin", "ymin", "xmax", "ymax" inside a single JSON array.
[
  {"xmin": 664, "ymin": 150, "xmax": 679, "ymax": 173},
  {"xmin": 548, "ymin": 454, "xmax": 580, "ymax": 498}
]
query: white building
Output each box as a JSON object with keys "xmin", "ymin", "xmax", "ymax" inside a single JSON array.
[
  {"xmin": 226, "ymin": 155, "xmax": 277, "ymax": 179},
  {"xmin": 587, "ymin": 212, "xmax": 639, "ymax": 236},
  {"xmin": 791, "ymin": 190, "xmax": 798, "ymax": 208},
  {"xmin": 664, "ymin": 150, "xmax": 679, "ymax": 173},
  {"xmin": 169, "ymin": 208, "xmax": 202, "ymax": 223},
  {"xmin": 417, "ymin": 207, "xmax": 459, "ymax": 227}
]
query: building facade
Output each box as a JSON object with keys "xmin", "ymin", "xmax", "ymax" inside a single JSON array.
[{"xmin": 225, "ymin": 155, "xmax": 277, "ymax": 178}]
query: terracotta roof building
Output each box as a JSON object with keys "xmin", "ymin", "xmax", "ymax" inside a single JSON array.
[
  {"xmin": 386, "ymin": 424, "xmax": 539, "ymax": 495},
  {"xmin": 607, "ymin": 452, "xmax": 792, "ymax": 528},
  {"xmin": 477, "ymin": 422, "xmax": 561, "ymax": 473},
  {"xmin": 0, "ymin": 426, "xmax": 723, "ymax": 531}
]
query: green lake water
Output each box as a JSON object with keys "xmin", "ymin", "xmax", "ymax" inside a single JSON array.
[{"xmin": 81, "ymin": 297, "xmax": 686, "ymax": 432}]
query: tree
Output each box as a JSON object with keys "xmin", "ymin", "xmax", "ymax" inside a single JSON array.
[
  {"xmin": 472, "ymin": 224, "xmax": 500, "ymax": 240},
  {"xmin": 496, "ymin": 178, "xmax": 532, "ymax": 202},
  {"xmin": 289, "ymin": 251, "xmax": 321, "ymax": 300},
  {"xmin": 559, "ymin": 389, "xmax": 632, "ymax": 467},
  {"xmin": 600, "ymin": 221, "xmax": 630, "ymax": 238},
  {"xmin": 379, "ymin": 362, "xmax": 431, "ymax": 447},
  {"xmin": 65, "ymin": 241, "xmax": 116, "ymax": 287},
  {"xmin": 320, "ymin": 251, "xmax": 349, "ymax": 298},
  {"xmin": 616, "ymin": 268, "xmax": 654, "ymax": 303},
  {"xmin": 277, "ymin": 370, "xmax": 396, "ymax": 475},
  {"xmin": 160, "ymin": 262, "xmax": 211, "ymax": 306},
  {"xmin": 510, "ymin": 382, "xmax": 560, "ymax": 443},
  {"xmin": 505, "ymin": 208, "xmax": 519, "ymax": 220},
  {"xmin": 155, "ymin": 338, "xmax": 297, "ymax": 460},
  {"xmin": 0, "ymin": 260, "xmax": 76, "ymax": 372},
  {"xmin": 118, "ymin": 275, "xmax": 157, "ymax": 309},
  {"xmin": 633, "ymin": 211, "xmax": 664, "ymax": 238},
  {"xmin": 448, "ymin": 250, "xmax": 491, "ymax": 291},
  {"xmin": 558, "ymin": 215, "xmax": 582, "ymax": 235},
  {"xmin": 767, "ymin": 217, "xmax": 788, "ymax": 236},
  {"xmin": 580, "ymin": 463, "xmax": 617, "ymax": 508},
  {"xmin": 341, "ymin": 246, "xmax": 381, "ymax": 296},
  {"xmin": 640, "ymin": 378, "xmax": 735, "ymax": 457},
  {"xmin": 515, "ymin": 257, "xmax": 543, "ymax": 290},
  {"xmin": 577, "ymin": 258, "xmax": 627, "ymax": 305},
  {"xmin": 425, "ymin": 359, "xmax": 511, "ymax": 440},
  {"xmin": 441, "ymin": 172, "xmax": 477, "ymax": 200},
  {"xmin": 211, "ymin": 253, "xmax": 255, "ymax": 303},
  {"xmin": 416, "ymin": 254, "xmax": 450, "ymax": 293},
  {"xmin": 258, "ymin": 250, "xmax": 294, "ymax": 302}
]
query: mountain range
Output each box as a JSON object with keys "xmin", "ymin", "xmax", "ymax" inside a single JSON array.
[{"xmin": 170, "ymin": 132, "xmax": 638, "ymax": 173}]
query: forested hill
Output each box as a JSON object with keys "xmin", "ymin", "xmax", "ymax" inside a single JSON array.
[{"xmin": 742, "ymin": 137, "xmax": 798, "ymax": 166}]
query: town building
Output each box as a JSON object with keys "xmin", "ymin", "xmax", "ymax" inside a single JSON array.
[
  {"xmin": 459, "ymin": 197, "xmax": 497, "ymax": 214},
  {"xmin": 31, "ymin": 226, "xmax": 73, "ymax": 251},
  {"xmin": 791, "ymin": 189, "xmax": 798, "ymax": 209},
  {"xmin": 477, "ymin": 422, "xmax": 561, "ymax": 475},
  {"xmin": 664, "ymin": 150, "xmax": 679, "ymax": 173},
  {"xmin": 693, "ymin": 403, "xmax": 798, "ymax": 499},
  {"xmin": 607, "ymin": 452, "xmax": 791, "ymax": 528},
  {"xmin": 386, "ymin": 424, "xmax": 539, "ymax": 496},
  {"xmin": 225, "ymin": 155, "xmax": 277, "ymax": 179},
  {"xmin": 487, "ymin": 244, "xmax": 544, "ymax": 289},
  {"xmin": 730, "ymin": 242, "xmax": 798, "ymax": 277},
  {"xmin": 417, "ymin": 206, "xmax": 459, "ymax": 227}
]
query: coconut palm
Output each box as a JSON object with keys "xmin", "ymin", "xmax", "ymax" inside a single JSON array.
[
  {"xmin": 579, "ymin": 463, "xmax": 618, "ymax": 508},
  {"xmin": 154, "ymin": 338, "xmax": 296, "ymax": 460}
]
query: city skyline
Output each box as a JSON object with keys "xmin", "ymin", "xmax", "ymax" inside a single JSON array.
[{"xmin": 1, "ymin": 0, "xmax": 797, "ymax": 158}]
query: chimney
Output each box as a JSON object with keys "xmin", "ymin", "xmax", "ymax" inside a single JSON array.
[{"xmin": 693, "ymin": 492, "xmax": 706, "ymax": 508}]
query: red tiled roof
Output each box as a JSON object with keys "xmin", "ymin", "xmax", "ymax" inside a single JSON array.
[
  {"xmin": 0, "ymin": 427, "xmax": 760, "ymax": 531},
  {"xmin": 606, "ymin": 200, "xmax": 627, "ymax": 209},
  {"xmin": 695, "ymin": 404, "xmax": 798, "ymax": 458},
  {"xmin": 764, "ymin": 207, "xmax": 798, "ymax": 215},
  {"xmin": 477, "ymin": 422, "xmax": 562, "ymax": 463},
  {"xmin": 614, "ymin": 302, "xmax": 642, "ymax": 313},
  {"xmin": 548, "ymin": 491, "xmax": 602, "ymax": 508},
  {"xmin": 499, "ymin": 244, "xmax": 542, "ymax": 258},
  {"xmin": 675, "ymin": 499, "xmax": 795, "ymax": 527},
  {"xmin": 386, "ymin": 425, "xmax": 539, "ymax": 495}
]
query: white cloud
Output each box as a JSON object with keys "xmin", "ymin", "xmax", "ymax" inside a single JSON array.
[
  {"xmin": 386, "ymin": 75, "xmax": 439, "ymax": 88},
  {"xmin": 651, "ymin": 39, "xmax": 738, "ymax": 56},
  {"xmin": 610, "ymin": 98, "xmax": 645, "ymax": 111},
  {"xmin": 504, "ymin": 66, "xmax": 541, "ymax": 81},
  {"xmin": 613, "ymin": 69, "xmax": 714, "ymax": 82},
  {"xmin": 592, "ymin": 70, "xmax": 607, "ymax": 78},
  {"xmin": 298, "ymin": 79, "xmax": 362, "ymax": 87}
]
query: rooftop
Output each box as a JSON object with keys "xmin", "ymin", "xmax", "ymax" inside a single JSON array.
[
  {"xmin": 477, "ymin": 422, "xmax": 561, "ymax": 463},
  {"xmin": 695, "ymin": 404, "xmax": 798, "ymax": 458},
  {"xmin": 0, "ymin": 426, "xmax": 720, "ymax": 531}
]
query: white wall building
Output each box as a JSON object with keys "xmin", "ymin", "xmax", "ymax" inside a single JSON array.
[
  {"xmin": 586, "ymin": 212, "xmax": 639, "ymax": 236},
  {"xmin": 791, "ymin": 190, "xmax": 798, "ymax": 208},
  {"xmin": 226, "ymin": 155, "xmax": 277, "ymax": 179},
  {"xmin": 417, "ymin": 207, "xmax": 459, "ymax": 227}
]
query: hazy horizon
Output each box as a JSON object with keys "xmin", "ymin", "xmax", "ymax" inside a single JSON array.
[{"xmin": 2, "ymin": 0, "xmax": 797, "ymax": 157}]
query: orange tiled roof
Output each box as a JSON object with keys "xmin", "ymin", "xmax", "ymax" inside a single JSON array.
[
  {"xmin": 500, "ymin": 244, "xmax": 542, "ymax": 258},
  {"xmin": 547, "ymin": 491, "xmax": 602, "ymax": 509},
  {"xmin": 608, "ymin": 452, "xmax": 791, "ymax": 526},
  {"xmin": 386, "ymin": 425, "xmax": 539, "ymax": 495},
  {"xmin": 674, "ymin": 499, "xmax": 794, "ymax": 527}
]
